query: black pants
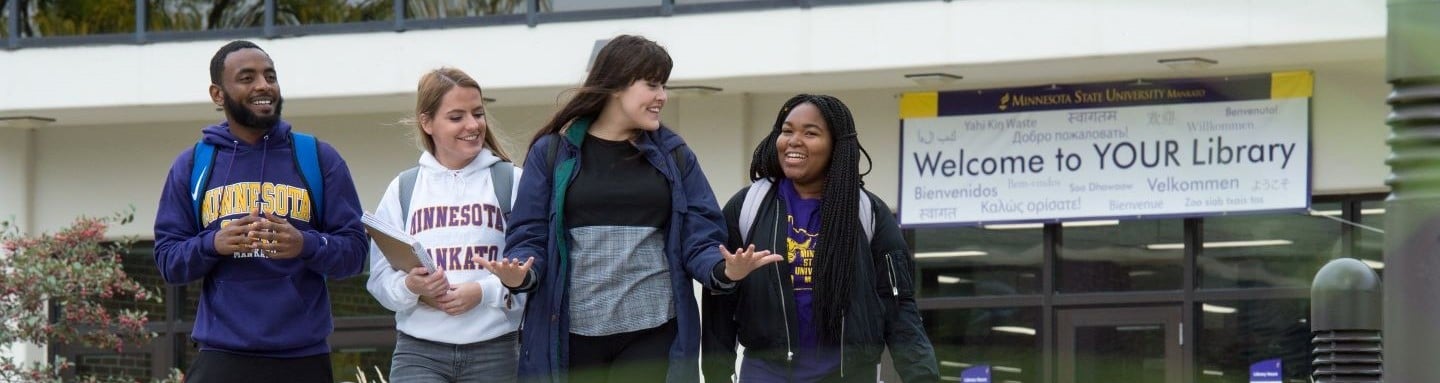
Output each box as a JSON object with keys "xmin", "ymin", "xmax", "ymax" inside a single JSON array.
[
  {"xmin": 185, "ymin": 350, "xmax": 332, "ymax": 383},
  {"xmin": 568, "ymin": 319, "xmax": 676, "ymax": 383}
]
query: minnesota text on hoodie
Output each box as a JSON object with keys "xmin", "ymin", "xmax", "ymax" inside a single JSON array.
[{"xmin": 153, "ymin": 120, "xmax": 368, "ymax": 357}]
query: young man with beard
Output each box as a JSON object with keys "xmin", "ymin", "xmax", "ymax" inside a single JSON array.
[{"xmin": 152, "ymin": 40, "xmax": 368, "ymax": 383}]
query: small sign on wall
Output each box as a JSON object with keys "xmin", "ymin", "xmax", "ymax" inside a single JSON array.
[
  {"xmin": 960, "ymin": 365, "xmax": 990, "ymax": 383},
  {"xmin": 1250, "ymin": 358, "xmax": 1281, "ymax": 383}
]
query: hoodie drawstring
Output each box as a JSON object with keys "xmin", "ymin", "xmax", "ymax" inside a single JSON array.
[{"xmin": 257, "ymin": 134, "xmax": 269, "ymax": 207}]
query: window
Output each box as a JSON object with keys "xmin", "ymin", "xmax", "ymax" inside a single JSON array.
[
  {"xmin": 1195, "ymin": 299, "xmax": 1311, "ymax": 383},
  {"xmin": 922, "ymin": 307, "xmax": 1041, "ymax": 383},
  {"xmin": 148, "ymin": 0, "xmax": 265, "ymax": 32},
  {"xmin": 911, "ymin": 226, "xmax": 1042, "ymax": 297},
  {"xmin": 408, "ymin": 0, "xmax": 526, "ymax": 19},
  {"xmin": 1058, "ymin": 219, "xmax": 1184, "ymax": 293},
  {"xmin": 1200, "ymin": 203, "xmax": 1342, "ymax": 289},
  {"xmin": 544, "ymin": 0, "xmax": 658, "ymax": 12}
]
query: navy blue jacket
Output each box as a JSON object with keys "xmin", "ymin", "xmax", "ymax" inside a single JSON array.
[
  {"xmin": 505, "ymin": 121, "xmax": 729, "ymax": 382},
  {"xmin": 153, "ymin": 121, "xmax": 367, "ymax": 357}
]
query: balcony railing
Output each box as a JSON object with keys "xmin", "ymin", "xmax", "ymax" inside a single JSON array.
[{"xmin": 2, "ymin": 0, "xmax": 926, "ymax": 50}]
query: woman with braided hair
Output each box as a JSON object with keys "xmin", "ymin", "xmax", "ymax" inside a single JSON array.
[{"xmin": 703, "ymin": 94, "xmax": 939, "ymax": 382}]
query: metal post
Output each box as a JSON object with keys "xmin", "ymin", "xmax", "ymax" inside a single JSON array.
[
  {"xmin": 135, "ymin": 0, "xmax": 147, "ymax": 44},
  {"xmin": 263, "ymin": 0, "xmax": 275, "ymax": 38},
  {"xmin": 1384, "ymin": 0, "xmax": 1440, "ymax": 381},
  {"xmin": 393, "ymin": 0, "xmax": 404, "ymax": 31},
  {"xmin": 527, "ymin": 0, "xmax": 538, "ymax": 27},
  {"xmin": 6, "ymin": 0, "xmax": 19, "ymax": 49},
  {"xmin": 1311, "ymin": 258, "xmax": 1382, "ymax": 383}
]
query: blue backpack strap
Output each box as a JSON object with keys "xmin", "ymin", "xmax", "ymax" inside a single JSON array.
[
  {"xmin": 492, "ymin": 161, "xmax": 515, "ymax": 217},
  {"xmin": 290, "ymin": 132, "xmax": 324, "ymax": 223},
  {"xmin": 397, "ymin": 166, "xmax": 420, "ymax": 227},
  {"xmin": 190, "ymin": 141, "xmax": 218, "ymax": 228}
]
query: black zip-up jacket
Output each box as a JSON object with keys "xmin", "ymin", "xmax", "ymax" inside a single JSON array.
[{"xmin": 702, "ymin": 181, "xmax": 939, "ymax": 382}]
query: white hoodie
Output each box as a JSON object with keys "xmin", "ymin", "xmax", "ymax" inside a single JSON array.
[{"xmin": 366, "ymin": 148, "xmax": 524, "ymax": 344}]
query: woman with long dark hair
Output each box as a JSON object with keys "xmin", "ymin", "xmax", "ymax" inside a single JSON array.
[
  {"xmin": 479, "ymin": 35, "xmax": 780, "ymax": 383},
  {"xmin": 703, "ymin": 94, "xmax": 940, "ymax": 382}
]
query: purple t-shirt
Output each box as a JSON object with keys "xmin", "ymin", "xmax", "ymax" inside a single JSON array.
[{"xmin": 740, "ymin": 179, "xmax": 840, "ymax": 382}]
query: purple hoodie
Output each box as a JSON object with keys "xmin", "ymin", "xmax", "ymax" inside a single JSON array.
[{"xmin": 153, "ymin": 120, "xmax": 367, "ymax": 357}]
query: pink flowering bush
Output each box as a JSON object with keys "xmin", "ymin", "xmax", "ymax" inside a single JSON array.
[{"xmin": 1, "ymin": 210, "xmax": 176, "ymax": 382}]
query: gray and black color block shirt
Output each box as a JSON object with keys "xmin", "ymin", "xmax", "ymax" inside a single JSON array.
[{"xmin": 564, "ymin": 133, "xmax": 674, "ymax": 336}]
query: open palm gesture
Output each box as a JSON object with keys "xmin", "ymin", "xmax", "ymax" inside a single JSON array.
[{"xmin": 721, "ymin": 244, "xmax": 783, "ymax": 281}]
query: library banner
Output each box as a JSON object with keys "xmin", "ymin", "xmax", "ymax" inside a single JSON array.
[{"xmin": 898, "ymin": 72, "xmax": 1312, "ymax": 227}]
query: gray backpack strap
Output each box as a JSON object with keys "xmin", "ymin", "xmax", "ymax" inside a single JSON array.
[
  {"xmin": 740, "ymin": 179, "xmax": 875, "ymax": 243},
  {"xmin": 398, "ymin": 166, "xmax": 420, "ymax": 227},
  {"xmin": 492, "ymin": 161, "xmax": 515, "ymax": 216},
  {"xmin": 738, "ymin": 178, "xmax": 774, "ymax": 244}
]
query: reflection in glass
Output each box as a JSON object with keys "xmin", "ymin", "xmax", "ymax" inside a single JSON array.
[
  {"xmin": 278, "ymin": 0, "xmax": 393, "ymax": 26},
  {"xmin": 1073, "ymin": 324, "xmax": 1166, "ymax": 382},
  {"xmin": 545, "ymin": 0, "xmax": 658, "ymax": 12},
  {"xmin": 675, "ymin": 0, "xmax": 758, "ymax": 4},
  {"xmin": 923, "ymin": 308, "xmax": 1041, "ymax": 383},
  {"xmin": 1356, "ymin": 200, "xmax": 1385, "ymax": 272},
  {"xmin": 1196, "ymin": 299, "xmax": 1310, "ymax": 383},
  {"xmin": 912, "ymin": 226, "xmax": 1041, "ymax": 297},
  {"xmin": 148, "ymin": 0, "xmax": 266, "ymax": 32},
  {"xmin": 26, "ymin": 0, "xmax": 137, "ymax": 37},
  {"xmin": 409, "ymin": 0, "xmax": 527, "ymax": 19},
  {"xmin": 1059, "ymin": 219, "xmax": 1183, "ymax": 293},
  {"xmin": 1201, "ymin": 203, "xmax": 1341, "ymax": 289}
]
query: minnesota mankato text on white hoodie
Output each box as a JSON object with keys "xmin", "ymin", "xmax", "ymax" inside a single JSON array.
[{"xmin": 366, "ymin": 148, "xmax": 524, "ymax": 344}]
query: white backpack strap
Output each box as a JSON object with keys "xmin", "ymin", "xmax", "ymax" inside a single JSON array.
[
  {"xmin": 739, "ymin": 178, "xmax": 774, "ymax": 244},
  {"xmin": 859, "ymin": 189, "xmax": 875, "ymax": 240}
]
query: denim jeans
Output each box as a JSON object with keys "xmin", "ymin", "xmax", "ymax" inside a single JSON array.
[{"xmin": 390, "ymin": 331, "xmax": 519, "ymax": 383}]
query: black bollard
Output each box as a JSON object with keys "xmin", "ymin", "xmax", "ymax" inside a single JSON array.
[{"xmin": 1311, "ymin": 258, "xmax": 1382, "ymax": 383}]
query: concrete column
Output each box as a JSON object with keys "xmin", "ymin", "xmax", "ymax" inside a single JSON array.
[
  {"xmin": 0, "ymin": 116, "xmax": 50, "ymax": 369},
  {"xmin": 1383, "ymin": 0, "xmax": 1440, "ymax": 381}
]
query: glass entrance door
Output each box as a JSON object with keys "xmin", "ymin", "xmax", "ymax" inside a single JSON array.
[{"xmin": 1058, "ymin": 306, "xmax": 1183, "ymax": 383}]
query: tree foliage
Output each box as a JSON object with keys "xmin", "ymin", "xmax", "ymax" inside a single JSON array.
[{"xmin": 0, "ymin": 210, "xmax": 175, "ymax": 383}]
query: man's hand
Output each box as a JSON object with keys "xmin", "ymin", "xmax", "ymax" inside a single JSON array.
[
  {"xmin": 432, "ymin": 282, "xmax": 483, "ymax": 316},
  {"xmin": 476, "ymin": 256, "xmax": 533, "ymax": 288},
  {"xmin": 405, "ymin": 267, "xmax": 449, "ymax": 298},
  {"xmin": 212, "ymin": 214, "xmax": 262, "ymax": 256},
  {"xmin": 721, "ymin": 245, "xmax": 782, "ymax": 281},
  {"xmin": 249, "ymin": 211, "xmax": 305, "ymax": 259}
]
